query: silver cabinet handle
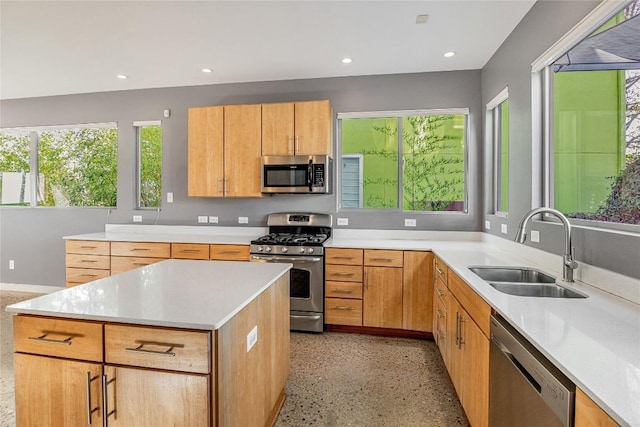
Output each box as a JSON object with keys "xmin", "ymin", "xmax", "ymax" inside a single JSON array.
[
  {"xmin": 371, "ymin": 257, "xmax": 395, "ymax": 262},
  {"xmin": 436, "ymin": 267, "xmax": 445, "ymax": 275},
  {"xmin": 80, "ymin": 246, "xmax": 97, "ymax": 249},
  {"xmin": 458, "ymin": 315, "xmax": 466, "ymax": 348},
  {"xmin": 102, "ymin": 374, "xmax": 116, "ymax": 427},
  {"xmin": 86, "ymin": 372, "xmax": 99, "ymax": 425},
  {"xmin": 435, "ymin": 287, "xmax": 445, "ymax": 298},
  {"xmin": 288, "ymin": 136, "xmax": 294, "ymax": 155},
  {"xmin": 436, "ymin": 309, "xmax": 443, "ymax": 319},
  {"xmin": 217, "ymin": 179, "xmax": 223, "ymax": 195},
  {"xmin": 28, "ymin": 332, "xmax": 73, "ymax": 345},
  {"xmin": 80, "ymin": 274, "xmax": 98, "ymax": 278},
  {"xmin": 125, "ymin": 342, "xmax": 177, "ymax": 357},
  {"xmin": 332, "ymin": 256, "xmax": 354, "ymax": 260},
  {"xmin": 295, "ymin": 135, "xmax": 300, "ymax": 153},
  {"xmin": 133, "ymin": 262, "xmax": 149, "ymax": 266},
  {"xmin": 224, "ymin": 179, "xmax": 228, "ymax": 194},
  {"xmin": 455, "ymin": 312, "xmax": 460, "ymax": 346}
]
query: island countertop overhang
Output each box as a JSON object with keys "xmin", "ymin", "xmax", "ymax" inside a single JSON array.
[{"xmin": 6, "ymin": 259, "xmax": 292, "ymax": 330}]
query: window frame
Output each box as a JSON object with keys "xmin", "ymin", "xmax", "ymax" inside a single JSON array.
[
  {"xmin": 486, "ymin": 87, "xmax": 510, "ymax": 217},
  {"xmin": 336, "ymin": 108, "xmax": 470, "ymax": 214},
  {"xmin": 134, "ymin": 120, "xmax": 162, "ymax": 210},
  {"xmin": 532, "ymin": 0, "xmax": 639, "ymax": 233}
]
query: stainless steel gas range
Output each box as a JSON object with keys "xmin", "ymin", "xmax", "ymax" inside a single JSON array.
[{"xmin": 249, "ymin": 213, "xmax": 331, "ymax": 333}]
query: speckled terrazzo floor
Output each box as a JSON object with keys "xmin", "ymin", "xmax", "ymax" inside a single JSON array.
[
  {"xmin": 0, "ymin": 291, "xmax": 468, "ymax": 427},
  {"xmin": 275, "ymin": 332, "xmax": 469, "ymax": 427}
]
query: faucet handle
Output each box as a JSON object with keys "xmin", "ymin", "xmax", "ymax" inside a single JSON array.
[{"xmin": 564, "ymin": 253, "xmax": 578, "ymax": 270}]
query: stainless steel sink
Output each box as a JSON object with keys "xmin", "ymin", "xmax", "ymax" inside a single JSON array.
[{"xmin": 468, "ymin": 266, "xmax": 587, "ymax": 299}]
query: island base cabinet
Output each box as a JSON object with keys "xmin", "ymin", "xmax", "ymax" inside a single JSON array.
[
  {"xmin": 14, "ymin": 353, "xmax": 103, "ymax": 426},
  {"xmin": 103, "ymin": 366, "xmax": 209, "ymax": 426}
]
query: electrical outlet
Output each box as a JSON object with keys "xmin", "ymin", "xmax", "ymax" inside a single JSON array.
[
  {"xmin": 197, "ymin": 216, "xmax": 208, "ymax": 223},
  {"xmin": 501, "ymin": 223, "xmax": 508, "ymax": 234},
  {"xmin": 238, "ymin": 217, "xmax": 249, "ymax": 224},
  {"xmin": 404, "ymin": 218, "xmax": 416, "ymax": 227},
  {"xmin": 337, "ymin": 218, "xmax": 349, "ymax": 226},
  {"xmin": 9, "ymin": 260, "xmax": 15, "ymax": 270},
  {"xmin": 246, "ymin": 326, "xmax": 258, "ymax": 352},
  {"xmin": 531, "ymin": 230, "xmax": 540, "ymax": 243},
  {"xmin": 209, "ymin": 216, "xmax": 219, "ymax": 224},
  {"xmin": 133, "ymin": 215, "xmax": 142, "ymax": 223},
  {"xmin": 485, "ymin": 220, "xmax": 491, "ymax": 230},
  {"xmin": 167, "ymin": 192, "xmax": 173, "ymax": 203}
]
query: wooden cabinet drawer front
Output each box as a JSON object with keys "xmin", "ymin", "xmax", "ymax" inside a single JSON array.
[
  {"xmin": 325, "ymin": 298, "xmax": 362, "ymax": 326},
  {"xmin": 326, "ymin": 248, "xmax": 363, "ymax": 265},
  {"xmin": 65, "ymin": 253, "xmax": 110, "ymax": 270},
  {"xmin": 111, "ymin": 256, "xmax": 165, "ymax": 275},
  {"xmin": 434, "ymin": 279, "xmax": 448, "ymax": 305},
  {"xmin": 105, "ymin": 324, "xmax": 211, "ymax": 374},
  {"xmin": 14, "ymin": 315, "xmax": 103, "ymax": 362},
  {"xmin": 172, "ymin": 243, "xmax": 210, "ymax": 260},
  {"xmin": 434, "ymin": 297, "xmax": 447, "ymax": 337},
  {"xmin": 66, "ymin": 267, "xmax": 110, "ymax": 284},
  {"xmin": 66, "ymin": 240, "xmax": 110, "ymax": 256},
  {"xmin": 210, "ymin": 244, "xmax": 249, "ymax": 261},
  {"xmin": 448, "ymin": 272, "xmax": 491, "ymax": 338},
  {"xmin": 434, "ymin": 257, "xmax": 448, "ymax": 284},
  {"xmin": 326, "ymin": 281, "xmax": 362, "ymax": 299},
  {"xmin": 364, "ymin": 249, "xmax": 403, "ymax": 267},
  {"xmin": 111, "ymin": 242, "xmax": 170, "ymax": 258},
  {"xmin": 325, "ymin": 264, "xmax": 363, "ymax": 282}
]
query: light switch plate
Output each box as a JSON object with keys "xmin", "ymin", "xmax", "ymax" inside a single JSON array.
[
  {"xmin": 167, "ymin": 192, "xmax": 173, "ymax": 203},
  {"xmin": 209, "ymin": 216, "xmax": 219, "ymax": 224},
  {"xmin": 485, "ymin": 220, "xmax": 491, "ymax": 230},
  {"xmin": 531, "ymin": 230, "xmax": 540, "ymax": 243},
  {"xmin": 501, "ymin": 223, "xmax": 508, "ymax": 234},
  {"xmin": 238, "ymin": 217, "xmax": 249, "ymax": 224},
  {"xmin": 133, "ymin": 215, "xmax": 142, "ymax": 223},
  {"xmin": 404, "ymin": 218, "xmax": 417, "ymax": 227},
  {"xmin": 197, "ymin": 216, "xmax": 208, "ymax": 223},
  {"xmin": 337, "ymin": 218, "xmax": 349, "ymax": 226},
  {"xmin": 246, "ymin": 326, "xmax": 258, "ymax": 352}
]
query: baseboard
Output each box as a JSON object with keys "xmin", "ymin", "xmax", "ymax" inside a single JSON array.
[{"xmin": 0, "ymin": 283, "xmax": 64, "ymax": 293}]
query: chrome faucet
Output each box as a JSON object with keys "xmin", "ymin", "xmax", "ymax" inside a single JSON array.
[{"xmin": 514, "ymin": 207, "xmax": 578, "ymax": 282}]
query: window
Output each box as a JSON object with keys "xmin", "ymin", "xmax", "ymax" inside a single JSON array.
[
  {"xmin": 338, "ymin": 110, "xmax": 467, "ymax": 212},
  {"xmin": 487, "ymin": 88, "xmax": 510, "ymax": 214},
  {"xmin": 543, "ymin": 1, "xmax": 639, "ymax": 226},
  {"xmin": 0, "ymin": 129, "xmax": 32, "ymax": 205},
  {"xmin": 135, "ymin": 121, "xmax": 162, "ymax": 208}
]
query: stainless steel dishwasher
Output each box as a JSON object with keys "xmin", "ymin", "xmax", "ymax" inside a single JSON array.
[{"xmin": 489, "ymin": 315, "xmax": 575, "ymax": 427}]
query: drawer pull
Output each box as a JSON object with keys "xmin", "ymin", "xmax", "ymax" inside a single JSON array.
[
  {"xmin": 80, "ymin": 260, "xmax": 97, "ymax": 263},
  {"xmin": 86, "ymin": 372, "xmax": 100, "ymax": 425},
  {"xmin": 133, "ymin": 262, "xmax": 149, "ymax": 266},
  {"xmin": 80, "ymin": 274, "xmax": 98, "ymax": 277},
  {"xmin": 179, "ymin": 249, "xmax": 200, "ymax": 253},
  {"xmin": 436, "ymin": 309, "xmax": 443, "ymax": 319},
  {"xmin": 332, "ymin": 289, "xmax": 354, "ymax": 294},
  {"xmin": 332, "ymin": 306, "xmax": 355, "ymax": 311},
  {"xmin": 28, "ymin": 332, "xmax": 74, "ymax": 345},
  {"xmin": 371, "ymin": 257, "xmax": 395, "ymax": 262},
  {"xmin": 125, "ymin": 341, "xmax": 181, "ymax": 357},
  {"xmin": 436, "ymin": 288, "xmax": 445, "ymax": 298},
  {"xmin": 219, "ymin": 251, "xmax": 240, "ymax": 255},
  {"xmin": 332, "ymin": 272, "xmax": 355, "ymax": 277},
  {"xmin": 80, "ymin": 246, "xmax": 97, "ymax": 249},
  {"xmin": 436, "ymin": 267, "xmax": 445, "ymax": 275},
  {"xmin": 131, "ymin": 248, "xmax": 150, "ymax": 252},
  {"xmin": 332, "ymin": 256, "xmax": 354, "ymax": 260}
]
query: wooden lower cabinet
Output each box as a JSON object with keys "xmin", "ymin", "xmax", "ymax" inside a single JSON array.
[
  {"xmin": 363, "ymin": 266, "xmax": 403, "ymax": 328},
  {"xmin": 403, "ymin": 251, "xmax": 434, "ymax": 332},
  {"xmin": 210, "ymin": 244, "xmax": 249, "ymax": 261},
  {"xmin": 575, "ymin": 388, "xmax": 619, "ymax": 427}
]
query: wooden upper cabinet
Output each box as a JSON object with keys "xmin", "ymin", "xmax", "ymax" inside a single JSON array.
[
  {"xmin": 188, "ymin": 106, "xmax": 224, "ymax": 197},
  {"xmin": 294, "ymin": 100, "xmax": 333, "ymax": 156},
  {"xmin": 224, "ymin": 104, "xmax": 263, "ymax": 197},
  {"xmin": 262, "ymin": 102, "xmax": 296, "ymax": 156}
]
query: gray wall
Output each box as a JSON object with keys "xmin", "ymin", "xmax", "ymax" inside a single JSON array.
[
  {"xmin": 0, "ymin": 71, "xmax": 482, "ymax": 286},
  {"xmin": 481, "ymin": 0, "xmax": 640, "ymax": 280}
]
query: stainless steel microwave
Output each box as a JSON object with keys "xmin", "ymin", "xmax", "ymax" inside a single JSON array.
[{"xmin": 261, "ymin": 155, "xmax": 332, "ymax": 194}]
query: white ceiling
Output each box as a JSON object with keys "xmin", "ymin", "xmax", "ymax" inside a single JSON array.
[{"xmin": 0, "ymin": 0, "xmax": 536, "ymax": 100}]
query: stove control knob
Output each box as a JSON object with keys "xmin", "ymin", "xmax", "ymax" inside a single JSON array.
[
  {"xmin": 281, "ymin": 247, "xmax": 288, "ymax": 253},
  {"xmin": 265, "ymin": 246, "xmax": 272, "ymax": 253},
  {"xmin": 298, "ymin": 247, "xmax": 306, "ymax": 254},
  {"xmin": 308, "ymin": 248, "xmax": 314, "ymax": 254},
  {"xmin": 257, "ymin": 246, "xmax": 264, "ymax": 252}
]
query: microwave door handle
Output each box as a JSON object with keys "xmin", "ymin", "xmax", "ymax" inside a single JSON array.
[{"xmin": 308, "ymin": 160, "xmax": 313, "ymax": 191}]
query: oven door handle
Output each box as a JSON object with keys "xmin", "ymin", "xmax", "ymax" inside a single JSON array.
[{"xmin": 251, "ymin": 255, "xmax": 323, "ymax": 263}]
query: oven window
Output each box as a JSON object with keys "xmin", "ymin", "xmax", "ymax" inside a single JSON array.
[
  {"xmin": 264, "ymin": 166, "xmax": 308, "ymax": 187},
  {"xmin": 290, "ymin": 268, "xmax": 311, "ymax": 298}
]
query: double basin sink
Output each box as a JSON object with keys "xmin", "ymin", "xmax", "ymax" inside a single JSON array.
[{"xmin": 468, "ymin": 266, "xmax": 587, "ymax": 299}]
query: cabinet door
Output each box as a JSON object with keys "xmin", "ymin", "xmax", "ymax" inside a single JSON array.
[
  {"xmin": 262, "ymin": 102, "xmax": 295, "ymax": 156},
  {"xmin": 446, "ymin": 298, "xmax": 463, "ymax": 394},
  {"xmin": 104, "ymin": 365, "xmax": 209, "ymax": 427},
  {"xmin": 15, "ymin": 353, "xmax": 103, "ymax": 426},
  {"xmin": 188, "ymin": 106, "xmax": 224, "ymax": 197},
  {"xmin": 224, "ymin": 104, "xmax": 263, "ymax": 197},
  {"xmin": 363, "ymin": 266, "xmax": 403, "ymax": 328},
  {"xmin": 575, "ymin": 388, "xmax": 619, "ymax": 427},
  {"xmin": 294, "ymin": 100, "xmax": 333, "ymax": 156},
  {"xmin": 402, "ymin": 251, "xmax": 434, "ymax": 332},
  {"xmin": 459, "ymin": 309, "xmax": 490, "ymax": 427}
]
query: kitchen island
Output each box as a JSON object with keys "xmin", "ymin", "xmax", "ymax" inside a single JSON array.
[{"xmin": 7, "ymin": 259, "xmax": 292, "ymax": 427}]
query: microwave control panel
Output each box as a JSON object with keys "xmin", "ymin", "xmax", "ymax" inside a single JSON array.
[{"xmin": 312, "ymin": 164, "xmax": 325, "ymax": 187}]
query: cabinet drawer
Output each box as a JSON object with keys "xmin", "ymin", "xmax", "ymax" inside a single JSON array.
[
  {"xmin": 325, "ymin": 264, "xmax": 363, "ymax": 282},
  {"xmin": 66, "ymin": 267, "xmax": 110, "ymax": 284},
  {"xmin": 325, "ymin": 298, "xmax": 362, "ymax": 326},
  {"xmin": 171, "ymin": 243, "xmax": 210, "ymax": 260},
  {"xmin": 105, "ymin": 324, "xmax": 211, "ymax": 374},
  {"xmin": 65, "ymin": 253, "xmax": 110, "ymax": 270},
  {"xmin": 434, "ymin": 297, "xmax": 447, "ymax": 337},
  {"xmin": 434, "ymin": 257, "xmax": 448, "ymax": 284},
  {"xmin": 448, "ymin": 272, "xmax": 491, "ymax": 338},
  {"xmin": 65, "ymin": 240, "xmax": 110, "ymax": 256},
  {"xmin": 364, "ymin": 249, "xmax": 403, "ymax": 267},
  {"xmin": 326, "ymin": 248, "xmax": 363, "ymax": 265},
  {"xmin": 434, "ymin": 278, "xmax": 448, "ymax": 305},
  {"xmin": 210, "ymin": 244, "xmax": 249, "ymax": 261},
  {"xmin": 13, "ymin": 315, "xmax": 103, "ymax": 362},
  {"xmin": 111, "ymin": 256, "xmax": 165, "ymax": 275},
  {"xmin": 111, "ymin": 242, "xmax": 171, "ymax": 258},
  {"xmin": 326, "ymin": 281, "xmax": 362, "ymax": 299}
]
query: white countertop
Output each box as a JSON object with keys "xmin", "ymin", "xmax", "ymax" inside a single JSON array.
[{"xmin": 7, "ymin": 259, "xmax": 292, "ymax": 330}]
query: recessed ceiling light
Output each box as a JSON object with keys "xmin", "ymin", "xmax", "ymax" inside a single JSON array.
[
  {"xmin": 342, "ymin": 58, "xmax": 353, "ymax": 64},
  {"xmin": 116, "ymin": 74, "xmax": 128, "ymax": 79},
  {"xmin": 416, "ymin": 14, "xmax": 429, "ymax": 24},
  {"xmin": 202, "ymin": 68, "xmax": 213, "ymax": 73},
  {"xmin": 444, "ymin": 51, "xmax": 456, "ymax": 58}
]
